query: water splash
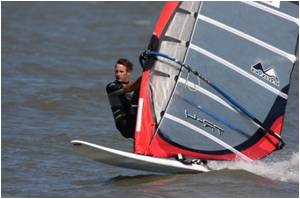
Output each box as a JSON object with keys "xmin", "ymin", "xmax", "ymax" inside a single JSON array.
[{"xmin": 209, "ymin": 152, "xmax": 299, "ymax": 183}]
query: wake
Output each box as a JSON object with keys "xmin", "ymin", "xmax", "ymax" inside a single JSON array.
[{"xmin": 209, "ymin": 152, "xmax": 299, "ymax": 183}]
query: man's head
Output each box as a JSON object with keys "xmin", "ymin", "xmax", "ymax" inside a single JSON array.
[{"xmin": 115, "ymin": 58, "xmax": 133, "ymax": 83}]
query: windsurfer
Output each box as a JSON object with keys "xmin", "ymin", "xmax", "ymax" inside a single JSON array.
[{"xmin": 106, "ymin": 58, "xmax": 141, "ymax": 138}]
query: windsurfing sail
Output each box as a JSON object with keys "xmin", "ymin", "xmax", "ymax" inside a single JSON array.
[{"xmin": 134, "ymin": 1, "xmax": 299, "ymax": 161}]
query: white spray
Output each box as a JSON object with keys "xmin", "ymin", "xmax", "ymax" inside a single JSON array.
[{"xmin": 208, "ymin": 152, "xmax": 299, "ymax": 183}]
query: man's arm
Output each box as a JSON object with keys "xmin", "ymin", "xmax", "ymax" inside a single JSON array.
[{"xmin": 123, "ymin": 76, "xmax": 141, "ymax": 92}]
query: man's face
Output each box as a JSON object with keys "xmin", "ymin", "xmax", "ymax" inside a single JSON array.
[{"xmin": 115, "ymin": 63, "xmax": 130, "ymax": 83}]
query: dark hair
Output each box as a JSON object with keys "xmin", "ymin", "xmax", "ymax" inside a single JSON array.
[{"xmin": 116, "ymin": 58, "xmax": 133, "ymax": 72}]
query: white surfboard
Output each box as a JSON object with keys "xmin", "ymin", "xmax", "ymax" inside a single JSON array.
[{"xmin": 71, "ymin": 140, "xmax": 211, "ymax": 174}]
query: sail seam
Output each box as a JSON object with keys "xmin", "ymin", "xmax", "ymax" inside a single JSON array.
[
  {"xmin": 198, "ymin": 14, "xmax": 297, "ymax": 63},
  {"xmin": 164, "ymin": 113, "xmax": 253, "ymax": 161},
  {"xmin": 243, "ymin": 1, "xmax": 299, "ymax": 26},
  {"xmin": 177, "ymin": 77, "xmax": 237, "ymax": 112},
  {"xmin": 189, "ymin": 44, "xmax": 288, "ymax": 100}
]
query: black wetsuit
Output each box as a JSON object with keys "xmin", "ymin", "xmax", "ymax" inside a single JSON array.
[{"xmin": 106, "ymin": 80, "xmax": 139, "ymax": 138}]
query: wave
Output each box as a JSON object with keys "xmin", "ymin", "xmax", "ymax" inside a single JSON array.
[{"xmin": 209, "ymin": 152, "xmax": 299, "ymax": 183}]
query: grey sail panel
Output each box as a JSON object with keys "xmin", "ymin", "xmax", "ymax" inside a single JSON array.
[
  {"xmin": 200, "ymin": 2, "xmax": 298, "ymax": 55},
  {"xmin": 159, "ymin": 83, "xmax": 259, "ymax": 152}
]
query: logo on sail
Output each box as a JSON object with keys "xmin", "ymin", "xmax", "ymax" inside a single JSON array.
[
  {"xmin": 185, "ymin": 109, "xmax": 224, "ymax": 135},
  {"xmin": 251, "ymin": 63, "xmax": 280, "ymax": 87}
]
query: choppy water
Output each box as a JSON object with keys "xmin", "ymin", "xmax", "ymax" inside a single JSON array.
[{"xmin": 1, "ymin": 2, "xmax": 299, "ymax": 198}]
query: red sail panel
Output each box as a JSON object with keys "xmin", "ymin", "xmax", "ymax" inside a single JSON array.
[
  {"xmin": 133, "ymin": 70, "xmax": 155, "ymax": 155},
  {"xmin": 147, "ymin": 116, "xmax": 283, "ymax": 160},
  {"xmin": 242, "ymin": 116, "xmax": 284, "ymax": 160}
]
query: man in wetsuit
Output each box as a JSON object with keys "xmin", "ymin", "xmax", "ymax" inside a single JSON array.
[{"xmin": 106, "ymin": 58, "xmax": 141, "ymax": 138}]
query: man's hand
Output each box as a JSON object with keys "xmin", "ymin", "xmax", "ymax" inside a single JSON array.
[{"xmin": 123, "ymin": 77, "xmax": 142, "ymax": 93}]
